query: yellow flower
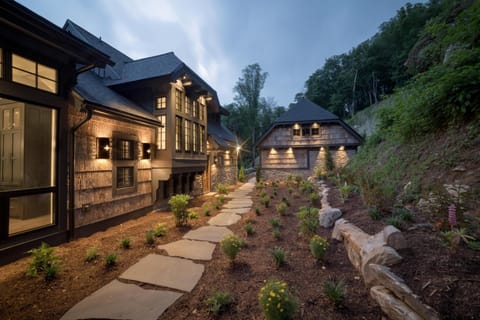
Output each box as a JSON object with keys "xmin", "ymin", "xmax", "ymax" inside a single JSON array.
[
  {"xmin": 281, "ymin": 309, "xmax": 284, "ymax": 312},
  {"xmin": 277, "ymin": 303, "xmax": 281, "ymax": 308},
  {"xmin": 280, "ymin": 289, "xmax": 285, "ymax": 293},
  {"xmin": 269, "ymin": 291, "xmax": 276, "ymax": 297}
]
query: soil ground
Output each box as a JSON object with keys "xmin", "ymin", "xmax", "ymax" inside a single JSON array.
[{"xmin": 0, "ymin": 179, "xmax": 478, "ymax": 319}]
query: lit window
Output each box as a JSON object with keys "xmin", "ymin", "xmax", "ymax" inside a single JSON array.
[
  {"xmin": 312, "ymin": 128, "xmax": 319, "ymax": 135},
  {"xmin": 184, "ymin": 96, "xmax": 191, "ymax": 115},
  {"xmin": 184, "ymin": 119, "xmax": 191, "ymax": 152},
  {"xmin": 193, "ymin": 123, "xmax": 199, "ymax": 153},
  {"xmin": 116, "ymin": 139, "xmax": 134, "ymax": 160},
  {"xmin": 157, "ymin": 115, "xmax": 166, "ymax": 150},
  {"xmin": 200, "ymin": 125, "xmax": 205, "ymax": 153},
  {"xmin": 175, "ymin": 89, "xmax": 182, "ymax": 112},
  {"xmin": 117, "ymin": 167, "xmax": 134, "ymax": 188},
  {"xmin": 12, "ymin": 54, "xmax": 57, "ymax": 94},
  {"xmin": 199, "ymin": 102, "xmax": 205, "ymax": 121},
  {"xmin": 293, "ymin": 128, "xmax": 300, "ymax": 136},
  {"xmin": 192, "ymin": 100, "xmax": 198, "ymax": 118},
  {"xmin": 156, "ymin": 96, "xmax": 167, "ymax": 109},
  {"xmin": 175, "ymin": 116, "xmax": 183, "ymax": 152}
]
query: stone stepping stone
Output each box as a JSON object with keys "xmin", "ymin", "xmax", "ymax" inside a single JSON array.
[
  {"xmin": 158, "ymin": 239, "xmax": 216, "ymax": 260},
  {"xmin": 220, "ymin": 207, "xmax": 251, "ymax": 215},
  {"xmin": 208, "ymin": 212, "xmax": 241, "ymax": 226},
  {"xmin": 60, "ymin": 280, "xmax": 182, "ymax": 320},
  {"xmin": 120, "ymin": 254, "xmax": 204, "ymax": 292},
  {"xmin": 223, "ymin": 201, "xmax": 252, "ymax": 209},
  {"xmin": 183, "ymin": 225, "xmax": 232, "ymax": 242}
]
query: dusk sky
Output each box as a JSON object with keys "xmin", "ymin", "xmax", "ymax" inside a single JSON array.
[{"xmin": 19, "ymin": 0, "xmax": 419, "ymax": 108}]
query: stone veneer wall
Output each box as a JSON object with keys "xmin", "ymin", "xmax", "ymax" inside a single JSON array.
[
  {"xmin": 70, "ymin": 108, "xmax": 155, "ymax": 227},
  {"xmin": 210, "ymin": 164, "xmax": 237, "ymax": 188}
]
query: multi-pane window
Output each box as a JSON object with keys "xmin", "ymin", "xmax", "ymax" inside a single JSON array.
[
  {"xmin": 192, "ymin": 100, "xmax": 198, "ymax": 118},
  {"xmin": 184, "ymin": 119, "xmax": 191, "ymax": 152},
  {"xmin": 200, "ymin": 125, "xmax": 205, "ymax": 153},
  {"xmin": 175, "ymin": 89, "xmax": 182, "ymax": 112},
  {"xmin": 184, "ymin": 96, "xmax": 191, "ymax": 115},
  {"xmin": 117, "ymin": 139, "xmax": 134, "ymax": 160},
  {"xmin": 156, "ymin": 96, "xmax": 167, "ymax": 109},
  {"xmin": 199, "ymin": 102, "xmax": 205, "ymax": 121},
  {"xmin": 12, "ymin": 54, "xmax": 57, "ymax": 94},
  {"xmin": 193, "ymin": 123, "xmax": 199, "ymax": 153},
  {"xmin": 312, "ymin": 128, "xmax": 319, "ymax": 135},
  {"xmin": 116, "ymin": 167, "xmax": 134, "ymax": 188},
  {"xmin": 157, "ymin": 115, "xmax": 166, "ymax": 150},
  {"xmin": 293, "ymin": 128, "xmax": 300, "ymax": 136},
  {"xmin": 175, "ymin": 116, "xmax": 183, "ymax": 152},
  {"xmin": 302, "ymin": 127, "xmax": 310, "ymax": 136}
]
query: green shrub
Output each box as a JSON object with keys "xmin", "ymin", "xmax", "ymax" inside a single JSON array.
[
  {"xmin": 168, "ymin": 194, "xmax": 191, "ymax": 227},
  {"xmin": 281, "ymin": 197, "xmax": 290, "ymax": 207},
  {"xmin": 145, "ymin": 230, "xmax": 155, "ymax": 246},
  {"xmin": 206, "ymin": 291, "xmax": 234, "ymax": 315},
  {"xmin": 294, "ymin": 174, "xmax": 303, "ymax": 184},
  {"xmin": 244, "ymin": 221, "xmax": 254, "ymax": 236},
  {"xmin": 288, "ymin": 187, "xmax": 293, "ymax": 194},
  {"xmin": 393, "ymin": 207, "xmax": 413, "ymax": 222},
  {"xmin": 368, "ymin": 207, "xmax": 382, "ymax": 220},
  {"xmin": 323, "ymin": 278, "xmax": 346, "ymax": 308},
  {"xmin": 385, "ymin": 215, "xmax": 404, "ymax": 229},
  {"xmin": 300, "ymin": 180, "xmax": 315, "ymax": 195},
  {"xmin": 339, "ymin": 183, "xmax": 355, "ymax": 203},
  {"xmin": 310, "ymin": 235, "xmax": 329, "ymax": 261},
  {"xmin": 309, "ymin": 192, "xmax": 319, "ymax": 205},
  {"xmin": 256, "ymin": 167, "xmax": 262, "ymax": 183},
  {"xmin": 220, "ymin": 234, "xmax": 243, "ymax": 262},
  {"xmin": 261, "ymin": 197, "xmax": 270, "ymax": 208},
  {"xmin": 215, "ymin": 183, "xmax": 229, "ymax": 195},
  {"xmin": 188, "ymin": 211, "xmax": 199, "ymax": 219},
  {"xmin": 203, "ymin": 205, "xmax": 211, "ymax": 216},
  {"xmin": 258, "ymin": 279, "xmax": 298, "ymax": 320},
  {"xmin": 325, "ymin": 147, "xmax": 335, "ymax": 173},
  {"xmin": 121, "ymin": 237, "xmax": 131, "ymax": 249},
  {"xmin": 271, "ymin": 246, "xmax": 287, "ymax": 268},
  {"xmin": 259, "ymin": 190, "xmax": 267, "ymax": 198},
  {"xmin": 276, "ymin": 202, "xmax": 287, "ymax": 216},
  {"xmin": 270, "ymin": 218, "xmax": 281, "ymax": 228},
  {"xmin": 296, "ymin": 206, "xmax": 319, "ymax": 236},
  {"xmin": 238, "ymin": 166, "xmax": 245, "ymax": 182},
  {"xmin": 272, "ymin": 227, "xmax": 281, "ymax": 240},
  {"xmin": 85, "ymin": 246, "xmax": 99, "ymax": 263},
  {"xmin": 104, "ymin": 252, "xmax": 118, "ymax": 269},
  {"xmin": 153, "ymin": 223, "xmax": 168, "ymax": 237},
  {"xmin": 26, "ymin": 242, "xmax": 61, "ymax": 281},
  {"xmin": 255, "ymin": 207, "xmax": 262, "ymax": 216}
]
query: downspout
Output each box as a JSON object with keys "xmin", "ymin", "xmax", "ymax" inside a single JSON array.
[{"xmin": 68, "ymin": 103, "xmax": 92, "ymax": 240}]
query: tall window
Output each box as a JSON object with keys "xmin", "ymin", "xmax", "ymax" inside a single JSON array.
[
  {"xmin": 117, "ymin": 167, "xmax": 134, "ymax": 188},
  {"xmin": 117, "ymin": 139, "xmax": 134, "ymax": 160},
  {"xmin": 156, "ymin": 96, "xmax": 167, "ymax": 109},
  {"xmin": 184, "ymin": 119, "xmax": 191, "ymax": 152},
  {"xmin": 200, "ymin": 125, "xmax": 205, "ymax": 153},
  {"xmin": 199, "ymin": 102, "xmax": 205, "ymax": 121},
  {"xmin": 157, "ymin": 115, "xmax": 166, "ymax": 150},
  {"xmin": 184, "ymin": 96, "xmax": 191, "ymax": 115},
  {"xmin": 175, "ymin": 116, "xmax": 183, "ymax": 152},
  {"xmin": 192, "ymin": 100, "xmax": 198, "ymax": 118},
  {"xmin": 312, "ymin": 128, "xmax": 319, "ymax": 135},
  {"xmin": 12, "ymin": 54, "xmax": 57, "ymax": 94},
  {"xmin": 193, "ymin": 123, "xmax": 199, "ymax": 153},
  {"xmin": 293, "ymin": 128, "xmax": 300, "ymax": 136},
  {"xmin": 175, "ymin": 89, "xmax": 182, "ymax": 112}
]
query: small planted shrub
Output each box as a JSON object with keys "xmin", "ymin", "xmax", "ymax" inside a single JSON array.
[
  {"xmin": 270, "ymin": 217, "xmax": 281, "ymax": 228},
  {"xmin": 368, "ymin": 207, "xmax": 382, "ymax": 220},
  {"xmin": 256, "ymin": 166, "xmax": 262, "ymax": 182},
  {"xmin": 220, "ymin": 234, "xmax": 243, "ymax": 262},
  {"xmin": 296, "ymin": 206, "xmax": 319, "ymax": 236},
  {"xmin": 26, "ymin": 242, "xmax": 61, "ymax": 281},
  {"xmin": 271, "ymin": 246, "xmax": 287, "ymax": 268},
  {"xmin": 288, "ymin": 187, "xmax": 293, "ymax": 194},
  {"xmin": 104, "ymin": 252, "xmax": 118, "ymax": 269},
  {"xmin": 238, "ymin": 166, "xmax": 245, "ymax": 182},
  {"xmin": 272, "ymin": 227, "xmax": 281, "ymax": 240},
  {"xmin": 255, "ymin": 207, "xmax": 262, "ymax": 216},
  {"xmin": 188, "ymin": 211, "xmax": 199, "ymax": 219},
  {"xmin": 323, "ymin": 278, "xmax": 346, "ymax": 308},
  {"xmin": 441, "ymin": 227, "xmax": 476, "ymax": 249},
  {"xmin": 339, "ymin": 183, "xmax": 355, "ymax": 203},
  {"xmin": 258, "ymin": 279, "xmax": 298, "ymax": 320},
  {"xmin": 145, "ymin": 230, "xmax": 155, "ymax": 246},
  {"xmin": 85, "ymin": 246, "xmax": 99, "ymax": 263},
  {"xmin": 300, "ymin": 180, "xmax": 315, "ymax": 195},
  {"xmin": 168, "ymin": 194, "xmax": 191, "ymax": 227},
  {"xmin": 310, "ymin": 235, "xmax": 329, "ymax": 261},
  {"xmin": 206, "ymin": 291, "xmax": 234, "ymax": 316},
  {"xmin": 281, "ymin": 196, "xmax": 290, "ymax": 207},
  {"xmin": 121, "ymin": 237, "xmax": 131, "ymax": 249},
  {"xmin": 203, "ymin": 205, "xmax": 211, "ymax": 216},
  {"xmin": 215, "ymin": 195, "xmax": 226, "ymax": 209},
  {"xmin": 153, "ymin": 223, "xmax": 168, "ymax": 237},
  {"xmin": 261, "ymin": 197, "xmax": 270, "ymax": 208},
  {"xmin": 385, "ymin": 215, "xmax": 403, "ymax": 229},
  {"xmin": 393, "ymin": 207, "xmax": 413, "ymax": 222},
  {"xmin": 215, "ymin": 183, "xmax": 229, "ymax": 195},
  {"xmin": 244, "ymin": 221, "xmax": 254, "ymax": 236},
  {"xmin": 309, "ymin": 192, "xmax": 319, "ymax": 205},
  {"xmin": 276, "ymin": 202, "xmax": 287, "ymax": 216},
  {"xmin": 260, "ymin": 190, "xmax": 267, "ymax": 198}
]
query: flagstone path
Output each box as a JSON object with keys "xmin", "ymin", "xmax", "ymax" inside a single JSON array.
[{"xmin": 61, "ymin": 178, "xmax": 255, "ymax": 320}]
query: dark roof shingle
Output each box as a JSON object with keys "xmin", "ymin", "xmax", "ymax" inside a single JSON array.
[{"xmin": 275, "ymin": 98, "xmax": 338, "ymax": 124}]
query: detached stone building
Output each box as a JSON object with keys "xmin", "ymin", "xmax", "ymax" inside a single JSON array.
[{"xmin": 256, "ymin": 98, "xmax": 362, "ymax": 180}]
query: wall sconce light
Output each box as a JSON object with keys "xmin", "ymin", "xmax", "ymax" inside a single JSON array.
[
  {"xmin": 142, "ymin": 143, "xmax": 151, "ymax": 159},
  {"xmin": 214, "ymin": 156, "xmax": 218, "ymax": 164},
  {"xmin": 97, "ymin": 138, "xmax": 110, "ymax": 159},
  {"xmin": 339, "ymin": 146, "xmax": 345, "ymax": 151},
  {"xmin": 236, "ymin": 145, "xmax": 241, "ymax": 153}
]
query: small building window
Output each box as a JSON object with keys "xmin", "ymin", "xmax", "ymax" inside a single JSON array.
[
  {"xmin": 193, "ymin": 123, "xmax": 199, "ymax": 153},
  {"xmin": 184, "ymin": 119, "xmax": 191, "ymax": 152},
  {"xmin": 175, "ymin": 89, "xmax": 182, "ymax": 112},
  {"xmin": 199, "ymin": 102, "xmax": 205, "ymax": 121},
  {"xmin": 12, "ymin": 53, "xmax": 57, "ymax": 94},
  {"xmin": 116, "ymin": 139, "xmax": 134, "ymax": 160},
  {"xmin": 200, "ymin": 125, "xmax": 205, "ymax": 153},
  {"xmin": 184, "ymin": 96, "xmax": 192, "ymax": 115},
  {"xmin": 175, "ymin": 116, "xmax": 183, "ymax": 152},
  {"xmin": 116, "ymin": 167, "xmax": 134, "ymax": 188},
  {"xmin": 157, "ymin": 115, "xmax": 166, "ymax": 150},
  {"xmin": 293, "ymin": 128, "xmax": 300, "ymax": 136},
  {"xmin": 156, "ymin": 96, "xmax": 167, "ymax": 109},
  {"xmin": 302, "ymin": 127, "xmax": 310, "ymax": 136},
  {"xmin": 192, "ymin": 100, "xmax": 198, "ymax": 118},
  {"xmin": 312, "ymin": 128, "xmax": 319, "ymax": 135}
]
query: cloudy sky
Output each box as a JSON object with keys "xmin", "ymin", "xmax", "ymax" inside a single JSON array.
[{"xmin": 19, "ymin": 0, "xmax": 417, "ymax": 107}]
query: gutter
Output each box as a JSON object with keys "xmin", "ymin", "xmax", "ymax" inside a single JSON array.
[{"xmin": 68, "ymin": 103, "xmax": 92, "ymax": 240}]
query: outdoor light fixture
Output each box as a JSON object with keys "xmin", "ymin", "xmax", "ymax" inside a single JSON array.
[
  {"xmin": 97, "ymin": 138, "xmax": 110, "ymax": 159},
  {"xmin": 339, "ymin": 146, "xmax": 345, "ymax": 151},
  {"xmin": 236, "ymin": 145, "xmax": 241, "ymax": 153},
  {"xmin": 142, "ymin": 143, "xmax": 151, "ymax": 159},
  {"xmin": 214, "ymin": 156, "xmax": 218, "ymax": 164}
]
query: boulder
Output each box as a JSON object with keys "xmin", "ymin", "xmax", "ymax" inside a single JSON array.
[
  {"xmin": 383, "ymin": 226, "xmax": 408, "ymax": 250},
  {"xmin": 368, "ymin": 264, "xmax": 440, "ymax": 320},
  {"xmin": 361, "ymin": 246, "xmax": 402, "ymax": 286},
  {"xmin": 319, "ymin": 207, "xmax": 342, "ymax": 228},
  {"xmin": 370, "ymin": 286, "xmax": 423, "ymax": 320}
]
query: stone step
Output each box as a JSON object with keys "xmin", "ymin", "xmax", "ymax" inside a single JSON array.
[
  {"xmin": 208, "ymin": 212, "xmax": 242, "ymax": 226},
  {"xmin": 158, "ymin": 239, "xmax": 216, "ymax": 260},
  {"xmin": 183, "ymin": 225, "xmax": 233, "ymax": 242}
]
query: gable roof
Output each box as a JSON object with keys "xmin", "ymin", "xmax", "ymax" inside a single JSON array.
[
  {"xmin": 274, "ymin": 98, "xmax": 338, "ymax": 124},
  {"xmin": 208, "ymin": 121, "xmax": 237, "ymax": 149}
]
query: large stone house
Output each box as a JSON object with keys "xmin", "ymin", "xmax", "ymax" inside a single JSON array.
[
  {"xmin": 256, "ymin": 98, "xmax": 362, "ymax": 180},
  {"xmin": 0, "ymin": 2, "xmax": 237, "ymax": 264}
]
